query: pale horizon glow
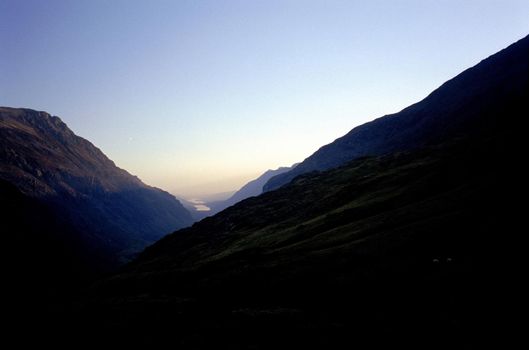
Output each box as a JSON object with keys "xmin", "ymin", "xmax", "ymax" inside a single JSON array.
[{"xmin": 1, "ymin": 1, "xmax": 528, "ymax": 198}]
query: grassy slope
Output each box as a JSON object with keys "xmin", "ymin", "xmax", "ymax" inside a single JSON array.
[{"xmin": 77, "ymin": 134, "xmax": 498, "ymax": 348}]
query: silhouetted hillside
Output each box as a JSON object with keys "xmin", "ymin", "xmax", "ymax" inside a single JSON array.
[
  {"xmin": 84, "ymin": 138, "xmax": 496, "ymax": 348},
  {"xmin": 264, "ymin": 34, "xmax": 529, "ymax": 191},
  {"xmin": 71, "ymin": 36, "xmax": 528, "ymax": 348}
]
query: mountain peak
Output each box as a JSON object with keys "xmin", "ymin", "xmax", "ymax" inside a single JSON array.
[
  {"xmin": 1, "ymin": 107, "xmax": 193, "ymax": 266},
  {"xmin": 0, "ymin": 107, "xmax": 146, "ymax": 196}
]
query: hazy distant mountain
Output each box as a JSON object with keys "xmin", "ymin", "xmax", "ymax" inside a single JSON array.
[
  {"xmin": 206, "ymin": 164, "xmax": 297, "ymax": 215},
  {"xmin": 0, "ymin": 107, "xmax": 193, "ymax": 267},
  {"xmin": 264, "ymin": 35, "xmax": 529, "ymax": 191},
  {"xmin": 199, "ymin": 190, "xmax": 236, "ymax": 203},
  {"xmin": 79, "ymin": 35, "xmax": 527, "ymax": 348}
]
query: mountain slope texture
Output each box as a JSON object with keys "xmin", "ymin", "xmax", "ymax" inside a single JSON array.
[
  {"xmin": 264, "ymin": 34, "xmax": 529, "ymax": 191},
  {"xmin": 0, "ymin": 107, "xmax": 193, "ymax": 268}
]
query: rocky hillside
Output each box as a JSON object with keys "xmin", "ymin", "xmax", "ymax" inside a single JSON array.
[{"xmin": 0, "ymin": 107, "xmax": 193, "ymax": 266}]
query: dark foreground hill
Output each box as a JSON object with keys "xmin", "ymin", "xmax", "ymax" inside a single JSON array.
[
  {"xmin": 0, "ymin": 107, "xmax": 193, "ymax": 269},
  {"xmin": 79, "ymin": 137, "xmax": 498, "ymax": 348},
  {"xmin": 67, "ymin": 36, "xmax": 528, "ymax": 348},
  {"xmin": 264, "ymin": 34, "xmax": 529, "ymax": 191}
]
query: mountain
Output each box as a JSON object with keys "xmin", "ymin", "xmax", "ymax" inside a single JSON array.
[
  {"xmin": 0, "ymin": 107, "xmax": 193, "ymax": 267},
  {"xmin": 206, "ymin": 164, "xmax": 297, "ymax": 216},
  {"xmin": 85, "ymin": 139, "xmax": 497, "ymax": 348},
  {"xmin": 263, "ymin": 34, "xmax": 529, "ymax": 191},
  {"xmin": 74, "ymin": 36, "xmax": 527, "ymax": 348}
]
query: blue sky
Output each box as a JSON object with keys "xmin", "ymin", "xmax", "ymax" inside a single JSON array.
[{"xmin": 1, "ymin": 0, "xmax": 528, "ymax": 197}]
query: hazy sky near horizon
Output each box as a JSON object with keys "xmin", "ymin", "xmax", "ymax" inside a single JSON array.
[{"xmin": 1, "ymin": 1, "xmax": 528, "ymax": 197}]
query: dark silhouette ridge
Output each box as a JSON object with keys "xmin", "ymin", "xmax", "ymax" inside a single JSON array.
[{"xmin": 264, "ymin": 34, "xmax": 529, "ymax": 191}]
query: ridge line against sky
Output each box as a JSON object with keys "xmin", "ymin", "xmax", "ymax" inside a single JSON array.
[{"xmin": 1, "ymin": 0, "xmax": 528, "ymax": 197}]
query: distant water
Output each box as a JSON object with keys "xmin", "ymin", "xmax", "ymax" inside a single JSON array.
[{"xmin": 188, "ymin": 198, "xmax": 211, "ymax": 212}]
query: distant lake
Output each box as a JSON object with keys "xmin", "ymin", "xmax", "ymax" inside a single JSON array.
[{"xmin": 187, "ymin": 198, "xmax": 211, "ymax": 212}]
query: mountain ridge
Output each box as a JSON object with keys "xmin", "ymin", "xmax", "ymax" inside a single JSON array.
[
  {"xmin": 264, "ymin": 34, "xmax": 529, "ymax": 191},
  {"xmin": 0, "ymin": 107, "xmax": 193, "ymax": 266},
  {"xmin": 1, "ymin": 107, "xmax": 145, "ymax": 195}
]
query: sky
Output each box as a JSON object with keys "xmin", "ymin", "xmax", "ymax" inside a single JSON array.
[{"xmin": 1, "ymin": 0, "xmax": 528, "ymax": 198}]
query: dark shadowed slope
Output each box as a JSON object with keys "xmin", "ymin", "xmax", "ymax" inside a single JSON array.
[
  {"xmin": 73, "ymin": 35, "xmax": 529, "ymax": 349},
  {"xmin": 0, "ymin": 107, "xmax": 193, "ymax": 266},
  {"xmin": 1, "ymin": 178, "xmax": 99, "ymax": 331},
  {"xmin": 86, "ymin": 138, "xmax": 498, "ymax": 348},
  {"xmin": 205, "ymin": 164, "xmax": 297, "ymax": 216},
  {"xmin": 76, "ymin": 36, "xmax": 528, "ymax": 348},
  {"xmin": 1, "ymin": 178, "xmax": 98, "ymax": 283},
  {"xmin": 264, "ymin": 34, "xmax": 529, "ymax": 191}
]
